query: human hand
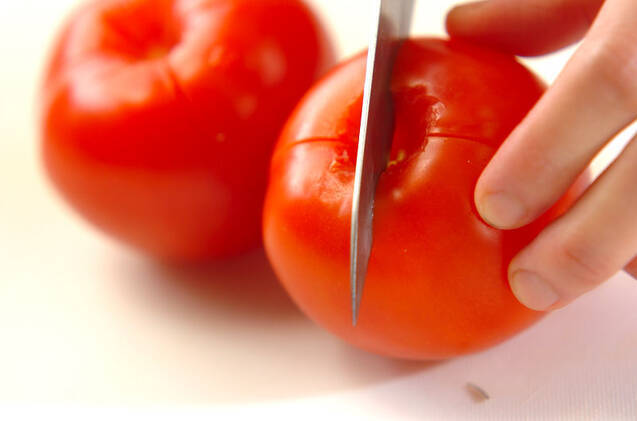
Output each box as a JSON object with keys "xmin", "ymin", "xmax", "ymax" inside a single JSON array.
[{"xmin": 446, "ymin": 0, "xmax": 637, "ymax": 311}]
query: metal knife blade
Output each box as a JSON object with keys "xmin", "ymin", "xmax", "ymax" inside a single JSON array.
[{"xmin": 350, "ymin": 0, "xmax": 414, "ymax": 326}]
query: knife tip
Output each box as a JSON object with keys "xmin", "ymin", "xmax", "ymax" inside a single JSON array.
[
  {"xmin": 351, "ymin": 275, "xmax": 358, "ymax": 326},
  {"xmin": 351, "ymin": 281, "xmax": 361, "ymax": 326}
]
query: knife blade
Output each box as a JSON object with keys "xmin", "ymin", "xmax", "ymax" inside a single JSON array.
[{"xmin": 350, "ymin": 0, "xmax": 415, "ymax": 326}]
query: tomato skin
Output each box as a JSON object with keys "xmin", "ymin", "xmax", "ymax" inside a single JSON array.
[
  {"xmin": 264, "ymin": 39, "xmax": 582, "ymax": 360},
  {"xmin": 41, "ymin": 0, "xmax": 330, "ymax": 261}
]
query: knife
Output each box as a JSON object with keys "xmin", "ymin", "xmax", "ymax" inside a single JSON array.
[{"xmin": 350, "ymin": 0, "xmax": 415, "ymax": 326}]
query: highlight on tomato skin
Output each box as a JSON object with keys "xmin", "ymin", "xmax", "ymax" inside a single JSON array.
[
  {"xmin": 263, "ymin": 38, "xmax": 587, "ymax": 360},
  {"xmin": 40, "ymin": 0, "xmax": 333, "ymax": 262}
]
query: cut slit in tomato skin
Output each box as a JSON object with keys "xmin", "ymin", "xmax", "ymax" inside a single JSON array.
[
  {"xmin": 263, "ymin": 38, "xmax": 586, "ymax": 360},
  {"xmin": 41, "ymin": 0, "xmax": 332, "ymax": 262}
]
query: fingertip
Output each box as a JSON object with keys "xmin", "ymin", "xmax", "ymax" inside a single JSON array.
[
  {"xmin": 476, "ymin": 191, "xmax": 527, "ymax": 229},
  {"xmin": 475, "ymin": 173, "xmax": 528, "ymax": 229},
  {"xmin": 509, "ymin": 270, "xmax": 560, "ymax": 311},
  {"xmin": 445, "ymin": 1, "xmax": 487, "ymax": 37}
]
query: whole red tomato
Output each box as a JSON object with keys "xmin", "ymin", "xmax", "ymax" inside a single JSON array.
[
  {"xmin": 263, "ymin": 38, "xmax": 584, "ymax": 360},
  {"xmin": 41, "ymin": 0, "xmax": 330, "ymax": 261}
]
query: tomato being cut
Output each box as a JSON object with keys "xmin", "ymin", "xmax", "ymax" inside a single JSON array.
[
  {"xmin": 41, "ymin": 0, "xmax": 330, "ymax": 261},
  {"xmin": 263, "ymin": 38, "xmax": 584, "ymax": 360}
]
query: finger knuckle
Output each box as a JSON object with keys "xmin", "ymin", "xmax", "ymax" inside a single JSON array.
[
  {"xmin": 585, "ymin": 37, "xmax": 637, "ymax": 112},
  {"xmin": 554, "ymin": 237, "xmax": 610, "ymax": 290}
]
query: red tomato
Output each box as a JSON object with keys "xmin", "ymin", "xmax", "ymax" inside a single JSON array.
[
  {"xmin": 41, "ymin": 0, "xmax": 331, "ymax": 261},
  {"xmin": 263, "ymin": 38, "xmax": 584, "ymax": 360}
]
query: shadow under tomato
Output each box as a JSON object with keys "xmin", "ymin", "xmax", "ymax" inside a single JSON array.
[{"xmin": 115, "ymin": 248, "xmax": 439, "ymax": 404}]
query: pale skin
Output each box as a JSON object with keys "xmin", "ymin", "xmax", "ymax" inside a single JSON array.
[{"xmin": 445, "ymin": 0, "xmax": 637, "ymax": 311}]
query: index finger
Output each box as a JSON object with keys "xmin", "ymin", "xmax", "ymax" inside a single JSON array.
[{"xmin": 474, "ymin": 0, "xmax": 637, "ymax": 230}]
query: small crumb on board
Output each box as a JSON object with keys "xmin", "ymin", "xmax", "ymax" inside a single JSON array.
[{"xmin": 466, "ymin": 383, "xmax": 490, "ymax": 403}]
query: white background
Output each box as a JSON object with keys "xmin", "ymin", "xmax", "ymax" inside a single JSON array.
[{"xmin": 1, "ymin": 0, "xmax": 636, "ymax": 419}]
